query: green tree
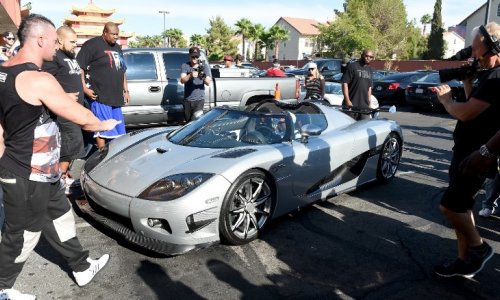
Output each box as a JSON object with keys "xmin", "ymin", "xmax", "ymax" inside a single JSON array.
[
  {"xmin": 420, "ymin": 13, "xmax": 432, "ymax": 35},
  {"xmin": 424, "ymin": 0, "xmax": 445, "ymax": 59},
  {"xmin": 206, "ymin": 16, "xmax": 238, "ymax": 61},
  {"xmin": 234, "ymin": 18, "xmax": 252, "ymax": 61},
  {"xmin": 267, "ymin": 25, "xmax": 289, "ymax": 59},
  {"xmin": 248, "ymin": 23, "xmax": 265, "ymax": 61},
  {"xmin": 406, "ymin": 19, "xmax": 428, "ymax": 59},
  {"xmin": 318, "ymin": 0, "xmax": 425, "ymax": 59},
  {"xmin": 190, "ymin": 34, "xmax": 207, "ymax": 48},
  {"xmin": 164, "ymin": 28, "xmax": 187, "ymax": 48},
  {"xmin": 128, "ymin": 35, "xmax": 162, "ymax": 48}
]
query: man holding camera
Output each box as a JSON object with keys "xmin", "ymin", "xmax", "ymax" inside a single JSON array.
[
  {"xmin": 180, "ymin": 47, "xmax": 211, "ymax": 122},
  {"xmin": 431, "ymin": 22, "xmax": 500, "ymax": 278}
]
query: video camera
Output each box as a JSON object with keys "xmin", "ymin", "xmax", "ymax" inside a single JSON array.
[
  {"xmin": 439, "ymin": 46, "xmax": 478, "ymax": 82},
  {"xmin": 192, "ymin": 58, "xmax": 207, "ymax": 80}
]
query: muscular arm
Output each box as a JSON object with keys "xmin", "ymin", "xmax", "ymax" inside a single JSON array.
[{"xmin": 17, "ymin": 71, "xmax": 118, "ymax": 132}]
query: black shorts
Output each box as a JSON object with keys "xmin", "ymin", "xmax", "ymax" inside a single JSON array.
[
  {"xmin": 440, "ymin": 152, "xmax": 486, "ymax": 213},
  {"xmin": 58, "ymin": 120, "xmax": 85, "ymax": 162}
]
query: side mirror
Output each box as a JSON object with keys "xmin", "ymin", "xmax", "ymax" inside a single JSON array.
[{"xmin": 300, "ymin": 124, "xmax": 322, "ymax": 143}]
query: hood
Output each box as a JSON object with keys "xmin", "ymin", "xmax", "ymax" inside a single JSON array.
[{"xmin": 88, "ymin": 131, "xmax": 230, "ymax": 196}]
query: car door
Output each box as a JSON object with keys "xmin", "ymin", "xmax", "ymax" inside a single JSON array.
[
  {"xmin": 122, "ymin": 51, "xmax": 165, "ymax": 126},
  {"xmin": 290, "ymin": 111, "xmax": 354, "ymax": 205}
]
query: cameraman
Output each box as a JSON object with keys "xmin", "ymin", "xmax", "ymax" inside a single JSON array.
[
  {"xmin": 180, "ymin": 47, "xmax": 211, "ymax": 122},
  {"xmin": 431, "ymin": 22, "xmax": 500, "ymax": 278}
]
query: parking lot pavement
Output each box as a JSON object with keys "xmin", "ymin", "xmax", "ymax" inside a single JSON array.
[{"xmin": 11, "ymin": 108, "xmax": 500, "ymax": 299}]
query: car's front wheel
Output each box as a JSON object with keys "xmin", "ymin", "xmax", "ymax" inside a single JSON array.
[
  {"xmin": 377, "ymin": 133, "xmax": 402, "ymax": 183},
  {"xmin": 219, "ymin": 170, "xmax": 274, "ymax": 245}
]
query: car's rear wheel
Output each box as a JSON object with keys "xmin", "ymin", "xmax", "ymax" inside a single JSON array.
[
  {"xmin": 220, "ymin": 170, "xmax": 274, "ymax": 245},
  {"xmin": 377, "ymin": 133, "xmax": 402, "ymax": 183}
]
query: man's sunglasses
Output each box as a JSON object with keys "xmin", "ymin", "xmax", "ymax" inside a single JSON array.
[
  {"xmin": 6, "ymin": 38, "xmax": 14, "ymax": 41},
  {"xmin": 191, "ymin": 55, "xmax": 199, "ymax": 59},
  {"xmin": 365, "ymin": 55, "xmax": 374, "ymax": 58}
]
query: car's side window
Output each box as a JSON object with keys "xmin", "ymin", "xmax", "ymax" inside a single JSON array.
[{"xmin": 123, "ymin": 53, "xmax": 157, "ymax": 81}]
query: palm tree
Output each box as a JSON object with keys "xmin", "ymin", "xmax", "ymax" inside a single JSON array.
[
  {"xmin": 267, "ymin": 25, "xmax": 289, "ymax": 59},
  {"xmin": 248, "ymin": 23, "xmax": 265, "ymax": 61},
  {"xmin": 234, "ymin": 18, "xmax": 252, "ymax": 61},
  {"xmin": 420, "ymin": 14, "xmax": 432, "ymax": 35},
  {"xmin": 164, "ymin": 28, "xmax": 185, "ymax": 47},
  {"xmin": 190, "ymin": 34, "xmax": 206, "ymax": 48}
]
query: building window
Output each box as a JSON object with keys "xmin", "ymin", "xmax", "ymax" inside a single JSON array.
[{"xmin": 498, "ymin": 3, "xmax": 500, "ymax": 16}]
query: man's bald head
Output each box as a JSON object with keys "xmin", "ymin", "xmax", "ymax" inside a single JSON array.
[
  {"xmin": 56, "ymin": 26, "xmax": 77, "ymax": 56},
  {"xmin": 102, "ymin": 22, "xmax": 119, "ymax": 46}
]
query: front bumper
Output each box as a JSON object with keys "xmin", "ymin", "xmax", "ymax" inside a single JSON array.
[{"xmin": 78, "ymin": 171, "xmax": 231, "ymax": 256}]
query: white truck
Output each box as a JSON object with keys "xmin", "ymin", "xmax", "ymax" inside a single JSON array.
[{"xmin": 122, "ymin": 48, "xmax": 300, "ymax": 127}]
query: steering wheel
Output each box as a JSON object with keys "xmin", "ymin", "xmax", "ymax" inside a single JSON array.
[
  {"xmin": 256, "ymin": 126, "xmax": 275, "ymax": 138},
  {"xmin": 240, "ymin": 131, "xmax": 267, "ymax": 144}
]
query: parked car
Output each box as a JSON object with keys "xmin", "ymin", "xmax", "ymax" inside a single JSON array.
[
  {"xmin": 326, "ymin": 70, "xmax": 397, "ymax": 84},
  {"xmin": 300, "ymin": 82, "xmax": 379, "ymax": 109},
  {"xmin": 122, "ymin": 48, "xmax": 300, "ymax": 127},
  {"xmin": 78, "ymin": 100, "xmax": 403, "ymax": 255},
  {"xmin": 287, "ymin": 58, "xmax": 343, "ymax": 81},
  {"xmin": 405, "ymin": 72, "xmax": 465, "ymax": 109},
  {"xmin": 372, "ymin": 71, "xmax": 432, "ymax": 105}
]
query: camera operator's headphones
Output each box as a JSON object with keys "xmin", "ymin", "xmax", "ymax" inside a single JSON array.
[{"xmin": 479, "ymin": 25, "xmax": 500, "ymax": 55}]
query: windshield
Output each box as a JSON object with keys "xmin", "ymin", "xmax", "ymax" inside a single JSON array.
[
  {"xmin": 325, "ymin": 83, "xmax": 342, "ymax": 95},
  {"xmin": 168, "ymin": 108, "xmax": 291, "ymax": 148}
]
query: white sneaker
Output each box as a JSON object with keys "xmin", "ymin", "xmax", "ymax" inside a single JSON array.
[
  {"xmin": 0, "ymin": 288, "xmax": 36, "ymax": 300},
  {"xmin": 478, "ymin": 208, "xmax": 495, "ymax": 217},
  {"xmin": 72, "ymin": 254, "xmax": 110, "ymax": 287}
]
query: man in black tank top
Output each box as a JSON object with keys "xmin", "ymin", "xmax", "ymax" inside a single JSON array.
[{"xmin": 0, "ymin": 14, "xmax": 120, "ymax": 299}]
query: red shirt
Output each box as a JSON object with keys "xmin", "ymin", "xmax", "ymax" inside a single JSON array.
[{"xmin": 266, "ymin": 68, "xmax": 286, "ymax": 77}]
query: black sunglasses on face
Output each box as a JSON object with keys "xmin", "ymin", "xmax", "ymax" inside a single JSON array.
[
  {"xmin": 6, "ymin": 38, "xmax": 14, "ymax": 41},
  {"xmin": 308, "ymin": 68, "xmax": 315, "ymax": 71},
  {"xmin": 191, "ymin": 56, "xmax": 199, "ymax": 59}
]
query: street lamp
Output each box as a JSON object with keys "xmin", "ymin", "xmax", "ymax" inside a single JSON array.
[{"xmin": 159, "ymin": 10, "xmax": 170, "ymax": 47}]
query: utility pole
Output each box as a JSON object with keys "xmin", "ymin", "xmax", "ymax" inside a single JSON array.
[{"xmin": 159, "ymin": 10, "xmax": 170, "ymax": 47}]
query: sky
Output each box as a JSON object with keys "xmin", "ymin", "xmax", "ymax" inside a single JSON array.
[{"xmin": 30, "ymin": 0, "xmax": 487, "ymax": 37}]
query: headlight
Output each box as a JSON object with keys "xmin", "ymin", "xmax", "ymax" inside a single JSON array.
[{"xmin": 138, "ymin": 173, "xmax": 214, "ymax": 201}]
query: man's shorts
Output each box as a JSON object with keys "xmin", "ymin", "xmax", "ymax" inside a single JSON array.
[
  {"xmin": 441, "ymin": 152, "xmax": 486, "ymax": 213},
  {"xmin": 58, "ymin": 120, "xmax": 85, "ymax": 162}
]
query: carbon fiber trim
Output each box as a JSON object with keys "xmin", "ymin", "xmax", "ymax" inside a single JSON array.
[{"xmin": 75, "ymin": 198, "xmax": 214, "ymax": 256}]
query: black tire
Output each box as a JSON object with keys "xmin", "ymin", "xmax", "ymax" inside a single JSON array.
[
  {"xmin": 376, "ymin": 133, "xmax": 402, "ymax": 183},
  {"xmin": 219, "ymin": 170, "xmax": 274, "ymax": 245}
]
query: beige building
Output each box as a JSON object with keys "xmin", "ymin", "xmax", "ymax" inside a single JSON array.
[
  {"xmin": 443, "ymin": 31, "xmax": 465, "ymax": 59},
  {"xmin": 63, "ymin": 2, "xmax": 134, "ymax": 48},
  {"xmin": 267, "ymin": 17, "xmax": 321, "ymax": 61},
  {"xmin": 458, "ymin": 0, "xmax": 500, "ymax": 46}
]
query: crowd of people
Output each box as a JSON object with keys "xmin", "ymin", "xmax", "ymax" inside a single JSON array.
[{"xmin": 0, "ymin": 11, "xmax": 498, "ymax": 299}]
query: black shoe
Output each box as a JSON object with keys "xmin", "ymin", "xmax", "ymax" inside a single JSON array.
[
  {"xmin": 434, "ymin": 259, "xmax": 476, "ymax": 278},
  {"xmin": 467, "ymin": 242, "xmax": 494, "ymax": 276}
]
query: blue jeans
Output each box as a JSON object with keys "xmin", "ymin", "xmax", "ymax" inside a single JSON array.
[{"xmin": 482, "ymin": 174, "xmax": 499, "ymax": 210}]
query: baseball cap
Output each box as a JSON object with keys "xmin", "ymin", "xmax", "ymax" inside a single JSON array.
[
  {"xmin": 223, "ymin": 55, "xmax": 233, "ymax": 61},
  {"xmin": 189, "ymin": 47, "xmax": 200, "ymax": 57}
]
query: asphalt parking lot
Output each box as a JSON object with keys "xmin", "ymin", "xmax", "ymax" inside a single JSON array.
[{"xmin": 12, "ymin": 107, "xmax": 499, "ymax": 300}]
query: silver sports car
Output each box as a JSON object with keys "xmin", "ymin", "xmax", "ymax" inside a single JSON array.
[{"xmin": 78, "ymin": 100, "xmax": 403, "ymax": 255}]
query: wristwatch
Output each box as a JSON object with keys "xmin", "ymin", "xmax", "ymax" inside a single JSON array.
[{"xmin": 479, "ymin": 144, "xmax": 497, "ymax": 159}]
